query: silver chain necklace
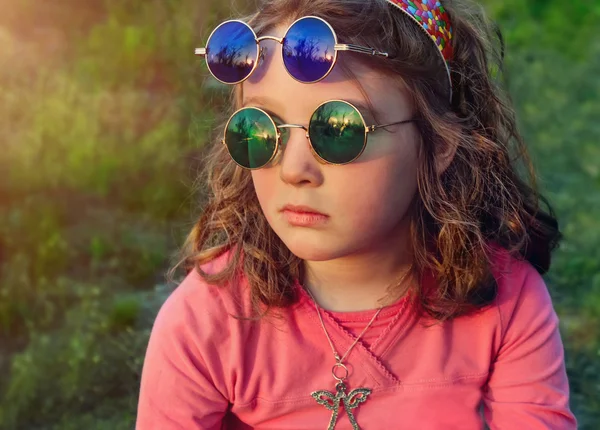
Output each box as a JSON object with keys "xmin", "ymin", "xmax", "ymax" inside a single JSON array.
[{"xmin": 305, "ymin": 267, "xmax": 412, "ymax": 430}]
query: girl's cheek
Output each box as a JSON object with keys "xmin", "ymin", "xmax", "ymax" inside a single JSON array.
[
  {"xmin": 333, "ymin": 158, "xmax": 418, "ymax": 223},
  {"xmin": 251, "ymin": 171, "xmax": 275, "ymax": 202}
]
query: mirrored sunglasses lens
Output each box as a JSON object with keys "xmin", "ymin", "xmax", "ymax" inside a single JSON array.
[
  {"xmin": 282, "ymin": 17, "xmax": 336, "ymax": 83},
  {"xmin": 206, "ymin": 21, "xmax": 258, "ymax": 84},
  {"xmin": 309, "ymin": 101, "xmax": 366, "ymax": 164},
  {"xmin": 225, "ymin": 108, "xmax": 278, "ymax": 168}
]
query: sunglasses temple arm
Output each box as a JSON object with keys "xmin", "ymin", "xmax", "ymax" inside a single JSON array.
[
  {"xmin": 368, "ymin": 118, "xmax": 418, "ymax": 132},
  {"xmin": 195, "ymin": 48, "xmax": 206, "ymax": 56},
  {"xmin": 335, "ymin": 44, "xmax": 389, "ymax": 58}
]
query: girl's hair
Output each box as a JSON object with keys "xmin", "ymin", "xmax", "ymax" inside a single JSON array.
[{"xmin": 169, "ymin": 0, "xmax": 561, "ymax": 321}]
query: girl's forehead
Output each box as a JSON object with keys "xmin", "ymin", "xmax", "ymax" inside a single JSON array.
[{"xmin": 241, "ymin": 51, "xmax": 411, "ymax": 122}]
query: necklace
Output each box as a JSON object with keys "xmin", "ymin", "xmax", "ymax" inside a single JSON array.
[
  {"xmin": 308, "ymin": 291, "xmax": 381, "ymax": 430},
  {"xmin": 305, "ymin": 267, "xmax": 412, "ymax": 430}
]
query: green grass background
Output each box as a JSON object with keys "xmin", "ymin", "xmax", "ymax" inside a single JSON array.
[{"xmin": 0, "ymin": 0, "xmax": 598, "ymax": 428}]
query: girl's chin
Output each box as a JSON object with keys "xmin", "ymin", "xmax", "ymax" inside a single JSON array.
[
  {"xmin": 288, "ymin": 249, "xmax": 340, "ymax": 262},
  {"xmin": 279, "ymin": 236, "xmax": 351, "ymax": 262}
]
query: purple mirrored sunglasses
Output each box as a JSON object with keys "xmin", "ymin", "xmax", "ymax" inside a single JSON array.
[{"xmin": 194, "ymin": 16, "xmax": 390, "ymax": 85}]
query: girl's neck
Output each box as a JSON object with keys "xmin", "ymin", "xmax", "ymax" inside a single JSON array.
[{"xmin": 302, "ymin": 228, "xmax": 414, "ymax": 313}]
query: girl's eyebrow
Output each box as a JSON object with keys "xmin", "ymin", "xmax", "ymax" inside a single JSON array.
[{"xmin": 242, "ymin": 95, "xmax": 283, "ymax": 111}]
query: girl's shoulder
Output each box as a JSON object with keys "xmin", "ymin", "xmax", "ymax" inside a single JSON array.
[
  {"xmin": 486, "ymin": 243, "xmax": 561, "ymax": 337},
  {"xmin": 150, "ymin": 249, "xmax": 254, "ymax": 344},
  {"xmin": 140, "ymin": 250, "xmax": 252, "ymax": 411}
]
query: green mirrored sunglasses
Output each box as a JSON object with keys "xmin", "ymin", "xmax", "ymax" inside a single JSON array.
[{"xmin": 222, "ymin": 100, "xmax": 417, "ymax": 169}]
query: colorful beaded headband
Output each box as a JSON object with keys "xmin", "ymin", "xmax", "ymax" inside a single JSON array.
[{"xmin": 385, "ymin": 0, "xmax": 453, "ymax": 98}]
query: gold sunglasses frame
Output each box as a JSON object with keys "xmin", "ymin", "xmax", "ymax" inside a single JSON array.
[
  {"xmin": 222, "ymin": 99, "xmax": 417, "ymax": 169},
  {"xmin": 195, "ymin": 15, "xmax": 390, "ymax": 85}
]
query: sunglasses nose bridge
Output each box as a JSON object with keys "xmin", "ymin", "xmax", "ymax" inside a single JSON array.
[
  {"xmin": 278, "ymin": 124, "xmax": 309, "ymax": 140},
  {"xmin": 278, "ymin": 123, "xmax": 308, "ymax": 131},
  {"xmin": 256, "ymin": 35, "xmax": 284, "ymax": 44},
  {"xmin": 276, "ymin": 124, "xmax": 328, "ymax": 167},
  {"xmin": 256, "ymin": 35, "xmax": 283, "ymax": 66}
]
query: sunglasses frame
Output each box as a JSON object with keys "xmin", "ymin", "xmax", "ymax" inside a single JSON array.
[
  {"xmin": 222, "ymin": 99, "xmax": 417, "ymax": 170},
  {"xmin": 195, "ymin": 16, "xmax": 390, "ymax": 85}
]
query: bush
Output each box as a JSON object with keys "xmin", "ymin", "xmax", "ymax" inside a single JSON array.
[{"xmin": 0, "ymin": 286, "xmax": 152, "ymax": 429}]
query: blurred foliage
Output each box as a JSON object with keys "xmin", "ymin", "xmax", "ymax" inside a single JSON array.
[{"xmin": 0, "ymin": 0, "xmax": 598, "ymax": 428}]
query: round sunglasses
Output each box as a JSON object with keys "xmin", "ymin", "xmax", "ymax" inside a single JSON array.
[
  {"xmin": 195, "ymin": 16, "xmax": 390, "ymax": 85},
  {"xmin": 222, "ymin": 100, "xmax": 417, "ymax": 169}
]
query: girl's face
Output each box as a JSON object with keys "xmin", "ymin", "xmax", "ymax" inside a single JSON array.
[{"xmin": 243, "ymin": 27, "xmax": 421, "ymax": 262}]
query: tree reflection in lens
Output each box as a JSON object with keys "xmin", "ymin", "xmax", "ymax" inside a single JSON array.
[
  {"xmin": 310, "ymin": 101, "xmax": 365, "ymax": 163},
  {"xmin": 226, "ymin": 108, "xmax": 277, "ymax": 168}
]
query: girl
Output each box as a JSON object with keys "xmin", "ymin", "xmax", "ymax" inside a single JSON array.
[{"xmin": 136, "ymin": 0, "xmax": 577, "ymax": 428}]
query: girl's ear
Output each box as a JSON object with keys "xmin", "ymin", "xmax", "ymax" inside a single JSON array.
[{"xmin": 435, "ymin": 134, "xmax": 459, "ymax": 176}]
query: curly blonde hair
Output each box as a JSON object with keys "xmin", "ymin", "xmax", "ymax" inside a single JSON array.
[{"xmin": 169, "ymin": 0, "xmax": 561, "ymax": 321}]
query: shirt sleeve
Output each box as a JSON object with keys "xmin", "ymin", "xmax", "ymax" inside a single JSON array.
[
  {"xmin": 135, "ymin": 270, "xmax": 231, "ymax": 430},
  {"xmin": 483, "ymin": 260, "xmax": 577, "ymax": 429}
]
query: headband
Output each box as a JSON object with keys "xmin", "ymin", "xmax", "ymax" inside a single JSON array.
[{"xmin": 385, "ymin": 0, "xmax": 453, "ymax": 98}]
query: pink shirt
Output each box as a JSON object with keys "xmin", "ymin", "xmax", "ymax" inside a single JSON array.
[{"xmin": 136, "ymin": 249, "xmax": 576, "ymax": 429}]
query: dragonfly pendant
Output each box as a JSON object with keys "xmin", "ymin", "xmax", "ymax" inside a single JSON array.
[{"xmin": 311, "ymin": 381, "xmax": 372, "ymax": 430}]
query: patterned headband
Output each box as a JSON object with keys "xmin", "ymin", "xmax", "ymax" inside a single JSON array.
[{"xmin": 385, "ymin": 0, "xmax": 453, "ymax": 98}]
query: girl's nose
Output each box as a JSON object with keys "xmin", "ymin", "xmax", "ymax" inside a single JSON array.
[{"xmin": 277, "ymin": 127, "xmax": 324, "ymax": 187}]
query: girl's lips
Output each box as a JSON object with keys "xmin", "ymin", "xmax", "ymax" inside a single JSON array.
[
  {"xmin": 281, "ymin": 210, "xmax": 329, "ymax": 227},
  {"xmin": 280, "ymin": 204, "xmax": 327, "ymax": 216}
]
